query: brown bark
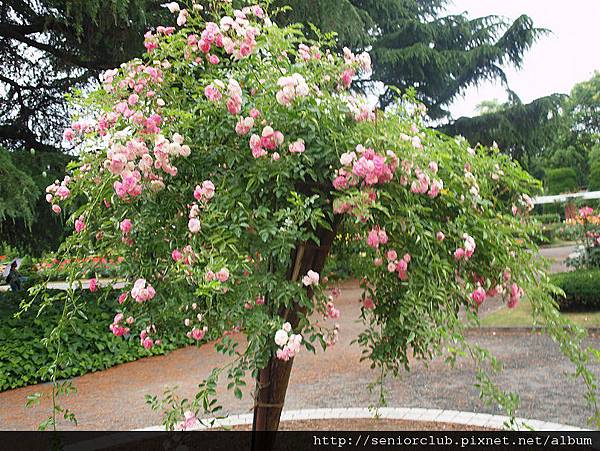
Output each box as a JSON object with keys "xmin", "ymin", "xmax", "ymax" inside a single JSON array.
[{"xmin": 251, "ymin": 220, "xmax": 339, "ymax": 451}]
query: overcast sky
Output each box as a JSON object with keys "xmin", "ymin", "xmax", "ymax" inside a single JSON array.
[{"xmin": 445, "ymin": 0, "xmax": 600, "ymax": 119}]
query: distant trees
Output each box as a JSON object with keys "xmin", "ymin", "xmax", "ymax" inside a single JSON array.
[
  {"xmin": 443, "ymin": 72, "xmax": 600, "ymax": 192},
  {"xmin": 441, "ymin": 94, "xmax": 566, "ymax": 177}
]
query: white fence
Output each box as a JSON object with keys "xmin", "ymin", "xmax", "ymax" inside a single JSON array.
[{"xmin": 533, "ymin": 191, "xmax": 600, "ymax": 205}]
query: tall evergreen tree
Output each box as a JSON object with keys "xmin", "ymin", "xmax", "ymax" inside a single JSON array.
[
  {"xmin": 440, "ymin": 94, "xmax": 566, "ymax": 173},
  {"xmin": 0, "ymin": 0, "xmax": 168, "ymax": 152},
  {"xmin": 275, "ymin": 0, "xmax": 545, "ymax": 118},
  {"xmin": 441, "ymin": 73, "xmax": 600, "ymax": 185},
  {"xmin": 1, "ymin": 0, "xmax": 545, "ymax": 153}
]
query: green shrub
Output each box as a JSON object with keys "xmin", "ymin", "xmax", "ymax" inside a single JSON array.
[
  {"xmin": 550, "ymin": 269, "xmax": 600, "ymax": 311},
  {"xmin": 532, "ymin": 222, "xmax": 580, "ymax": 245},
  {"xmin": 533, "ymin": 213, "xmax": 561, "ymax": 224},
  {"xmin": 545, "ymin": 167, "xmax": 578, "ymax": 195},
  {"xmin": 542, "ymin": 202, "xmax": 565, "ymax": 218},
  {"xmin": 588, "ymin": 163, "xmax": 600, "ymax": 191},
  {"xmin": 0, "ymin": 290, "xmax": 199, "ymax": 391}
]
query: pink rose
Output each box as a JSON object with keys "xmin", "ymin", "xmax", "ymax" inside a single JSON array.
[
  {"xmin": 367, "ymin": 229, "xmax": 379, "ymax": 249},
  {"xmin": 471, "ymin": 286, "xmax": 486, "ymax": 306},
  {"xmin": 118, "ymin": 292, "xmax": 128, "ymax": 304},
  {"xmin": 454, "ymin": 248, "xmax": 465, "ymax": 261},
  {"xmin": 378, "ymin": 229, "xmax": 388, "ymax": 245},
  {"xmin": 191, "ymin": 326, "xmax": 207, "ymax": 341},
  {"xmin": 188, "ymin": 218, "xmax": 201, "ymax": 233},
  {"xmin": 172, "ymin": 249, "xmax": 183, "ymax": 262},
  {"xmin": 302, "ymin": 270, "xmax": 319, "ymax": 286},
  {"xmin": 142, "ymin": 336, "xmax": 154, "ymax": 349},
  {"xmin": 89, "ymin": 278, "xmax": 98, "ymax": 292},
  {"xmin": 216, "ymin": 267, "xmax": 230, "ymax": 282},
  {"xmin": 396, "ymin": 260, "xmax": 407, "ymax": 272},
  {"xmin": 131, "ymin": 279, "xmax": 156, "ymax": 303},
  {"xmin": 63, "ymin": 128, "xmax": 75, "ymax": 141},
  {"xmin": 120, "ymin": 219, "xmax": 132, "ymax": 234},
  {"xmin": 74, "ymin": 216, "xmax": 86, "ymax": 233},
  {"xmin": 204, "ymin": 84, "xmax": 221, "ymax": 102},
  {"xmin": 288, "ymin": 139, "xmax": 305, "ymax": 154}
]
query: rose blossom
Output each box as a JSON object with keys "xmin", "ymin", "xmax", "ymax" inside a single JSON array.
[
  {"xmin": 131, "ymin": 279, "xmax": 156, "ymax": 303},
  {"xmin": 216, "ymin": 267, "xmax": 230, "ymax": 282},
  {"xmin": 188, "ymin": 218, "xmax": 201, "ymax": 233},
  {"xmin": 302, "ymin": 270, "xmax": 319, "ymax": 286},
  {"xmin": 89, "ymin": 278, "xmax": 98, "ymax": 292},
  {"xmin": 471, "ymin": 286, "xmax": 486, "ymax": 306},
  {"xmin": 120, "ymin": 219, "xmax": 132, "ymax": 234}
]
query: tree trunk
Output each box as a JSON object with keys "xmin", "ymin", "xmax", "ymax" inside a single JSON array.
[{"xmin": 251, "ymin": 221, "xmax": 339, "ymax": 451}]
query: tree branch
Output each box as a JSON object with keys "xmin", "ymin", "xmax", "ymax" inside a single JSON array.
[
  {"xmin": 0, "ymin": 124, "xmax": 61, "ymax": 152},
  {"xmin": 0, "ymin": 25, "xmax": 113, "ymax": 70}
]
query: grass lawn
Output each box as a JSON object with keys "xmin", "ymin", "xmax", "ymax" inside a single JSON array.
[{"xmin": 480, "ymin": 299, "xmax": 600, "ymax": 328}]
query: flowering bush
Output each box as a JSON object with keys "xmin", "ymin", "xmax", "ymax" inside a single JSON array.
[
  {"xmin": 33, "ymin": 256, "xmax": 124, "ymax": 279},
  {"xmin": 30, "ymin": 0, "xmax": 599, "ymax": 433},
  {"xmin": 567, "ymin": 207, "xmax": 600, "ymax": 269}
]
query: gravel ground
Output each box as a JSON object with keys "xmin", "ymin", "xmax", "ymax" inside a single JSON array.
[{"xmin": 1, "ymin": 245, "xmax": 596, "ymax": 431}]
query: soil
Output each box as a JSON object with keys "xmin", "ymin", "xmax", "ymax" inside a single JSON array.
[{"xmin": 227, "ymin": 418, "xmax": 496, "ymax": 430}]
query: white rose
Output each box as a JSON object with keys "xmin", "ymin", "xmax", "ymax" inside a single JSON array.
[{"xmin": 274, "ymin": 329, "xmax": 288, "ymax": 346}]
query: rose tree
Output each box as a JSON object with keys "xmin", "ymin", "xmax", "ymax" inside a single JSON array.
[{"xmin": 38, "ymin": 0, "xmax": 598, "ymax": 437}]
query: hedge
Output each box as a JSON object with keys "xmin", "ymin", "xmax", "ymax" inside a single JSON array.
[
  {"xmin": 550, "ymin": 269, "xmax": 600, "ymax": 311},
  {"xmin": 0, "ymin": 290, "xmax": 195, "ymax": 391},
  {"xmin": 533, "ymin": 213, "xmax": 561, "ymax": 224},
  {"xmin": 545, "ymin": 167, "xmax": 578, "ymax": 195},
  {"xmin": 589, "ymin": 163, "xmax": 600, "ymax": 191}
]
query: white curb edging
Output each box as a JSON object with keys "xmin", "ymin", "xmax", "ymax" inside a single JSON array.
[{"xmin": 136, "ymin": 407, "xmax": 589, "ymax": 432}]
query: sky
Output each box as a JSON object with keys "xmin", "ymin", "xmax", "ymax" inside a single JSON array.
[{"xmin": 445, "ymin": 0, "xmax": 600, "ymax": 119}]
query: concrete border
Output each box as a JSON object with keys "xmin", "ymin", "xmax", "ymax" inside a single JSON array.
[
  {"xmin": 465, "ymin": 327, "xmax": 600, "ymax": 335},
  {"xmin": 136, "ymin": 407, "xmax": 588, "ymax": 432}
]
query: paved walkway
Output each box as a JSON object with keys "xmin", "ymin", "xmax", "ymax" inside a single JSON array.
[
  {"xmin": 1, "ymin": 244, "xmax": 596, "ymax": 431},
  {"xmin": 539, "ymin": 244, "xmax": 578, "ymax": 273}
]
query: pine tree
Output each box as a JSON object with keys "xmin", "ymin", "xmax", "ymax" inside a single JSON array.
[
  {"xmin": 275, "ymin": 0, "xmax": 545, "ymax": 118},
  {"xmin": 440, "ymin": 95, "xmax": 566, "ymax": 171},
  {"xmin": 0, "ymin": 0, "xmax": 168, "ymax": 152}
]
